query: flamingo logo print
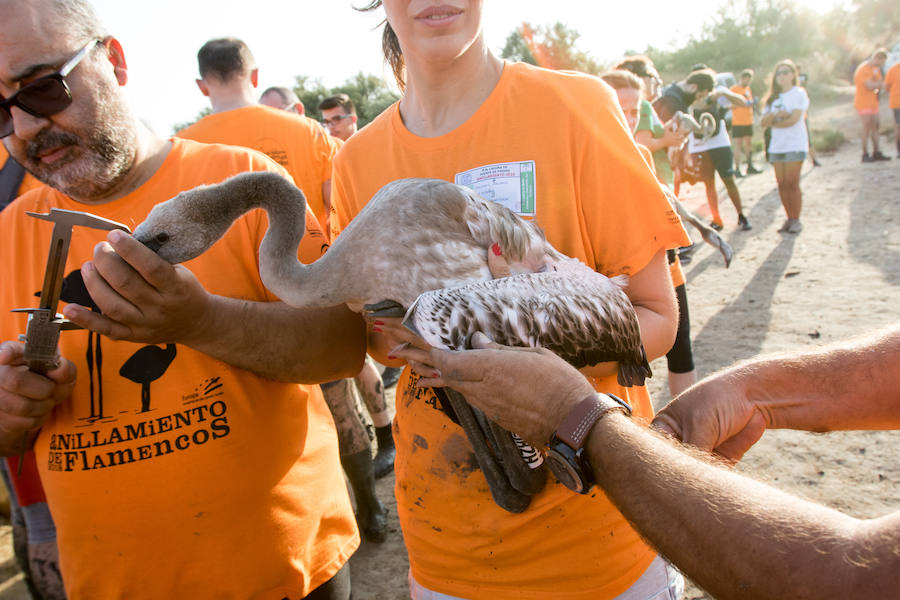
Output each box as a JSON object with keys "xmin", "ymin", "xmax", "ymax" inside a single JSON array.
[
  {"xmin": 119, "ymin": 344, "xmax": 178, "ymax": 413},
  {"xmin": 48, "ymin": 270, "xmax": 179, "ymax": 420}
]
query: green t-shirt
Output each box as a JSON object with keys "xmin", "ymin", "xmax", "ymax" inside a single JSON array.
[
  {"xmin": 637, "ymin": 99, "xmax": 665, "ymax": 138},
  {"xmin": 635, "ymin": 99, "xmax": 673, "ymax": 186}
]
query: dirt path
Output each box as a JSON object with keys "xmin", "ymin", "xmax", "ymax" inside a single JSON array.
[{"xmin": 0, "ymin": 99, "xmax": 896, "ymax": 599}]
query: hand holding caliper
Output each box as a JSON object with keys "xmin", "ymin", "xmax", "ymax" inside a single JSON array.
[{"xmin": 5, "ymin": 209, "xmax": 129, "ymax": 465}]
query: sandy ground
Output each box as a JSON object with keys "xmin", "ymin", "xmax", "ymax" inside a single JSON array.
[{"xmin": 0, "ymin": 97, "xmax": 897, "ymax": 599}]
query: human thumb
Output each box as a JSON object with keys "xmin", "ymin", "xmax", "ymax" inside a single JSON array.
[{"xmin": 649, "ymin": 414, "xmax": 681, "ymax": 440}]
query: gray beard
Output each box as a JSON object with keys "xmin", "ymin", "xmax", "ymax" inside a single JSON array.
[{"xmin": 23, "ymin": 87, "xmax": 137, "ymax": 201}]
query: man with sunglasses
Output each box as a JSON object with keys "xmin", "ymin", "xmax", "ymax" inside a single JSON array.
[
  {"xmin": 0, "ymin": 1, "xmax": 366, "ymax": 598},
  {"xmin": 317, "ymin": 94, "xmax": 358, "ymax": 142}
]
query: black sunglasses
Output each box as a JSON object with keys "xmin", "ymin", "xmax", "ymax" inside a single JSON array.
[
  {"xmin": 0, "ymin": 39, "xmax": 100, "ymax": 138},
  {"xmin": 321, "ymin": 114, "xmax": 352, "ymax": 127}
]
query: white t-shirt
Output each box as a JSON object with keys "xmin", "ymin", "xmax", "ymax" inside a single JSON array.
[
  {"xmin": 765, "ymin": 86, "xmax": 810, "ymax": 153},
  {"xmin": 688, "ymin": 87, "xmax": 733, "ymax": 153}
]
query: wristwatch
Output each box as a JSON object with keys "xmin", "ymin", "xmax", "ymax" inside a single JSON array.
[{"xmin": 545, "ymin": 393, "xmax": 632, "ymax": 494}]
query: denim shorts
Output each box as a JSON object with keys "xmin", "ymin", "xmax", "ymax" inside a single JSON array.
[{"xmin": 769, "ymin": 151, "xmax": 807, "ymax": 163}]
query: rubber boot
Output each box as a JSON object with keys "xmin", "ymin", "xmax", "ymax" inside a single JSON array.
[
  {"xmin": 341, "ymin": 450, "xmax": 388, "ymax": 543},
  {"xmin": 380, "ymin": 366, "xmax": 402, "ymax": 389},
  {"xmin": 373, "ymin": 425, "xmax": 396, "ymax": 479}
]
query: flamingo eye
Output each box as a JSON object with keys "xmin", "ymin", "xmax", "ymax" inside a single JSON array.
[{"xmin": 155, "ymin": 232, "xmax": 170, "ymax": 244}]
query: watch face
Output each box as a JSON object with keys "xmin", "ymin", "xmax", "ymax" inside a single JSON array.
[{"xmin": 546, "ymin": 450, "xmax": 587, "ymax": 494}]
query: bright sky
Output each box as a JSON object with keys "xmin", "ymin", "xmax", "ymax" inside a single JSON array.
[{"xmin": 90, "ymin": 0, "xmax": 845, "ymax": 135}]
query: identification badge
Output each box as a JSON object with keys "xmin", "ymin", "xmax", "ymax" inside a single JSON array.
[{"xmin": 455, "ymin": 161, "xmax": 536, "ymax": 217}]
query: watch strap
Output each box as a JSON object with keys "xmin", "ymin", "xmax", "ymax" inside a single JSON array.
[{"xmin": 556, "ymin": 393, "xmax": 631, "ymax": 449}]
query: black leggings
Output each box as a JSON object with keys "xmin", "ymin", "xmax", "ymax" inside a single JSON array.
[
  {"xmin": 666, "ymin": 283, "xmax": 695, "ymax": 373},
  {"xmin": 296, "ymin": 562, "xmax": 352, "ymax": 600}
]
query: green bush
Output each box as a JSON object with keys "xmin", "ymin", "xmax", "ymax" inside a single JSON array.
[{"xmin": 810, "ymin": 128, "xmax": 846, "ymax": 153}]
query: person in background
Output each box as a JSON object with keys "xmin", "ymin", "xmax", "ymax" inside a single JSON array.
[
  {"xmin": 884, "ymin": 58, "xmax": 900, "ymax": 158},
  {"xmin": 853, "ymin": 49, "xmax": 890, "ymax": 162},
  {"xmin": 687, "ymin": 69, "xmax": 753, "ymax": 232},
  {"xmin": 332, "ymin": 1, "xmax": 691, "ymax": 598},
  {"xmin": 178, "ymin": 37, "xmax": 389, "ymax": 540},
  {"xmin": 601, "ymin": 69, "xmax": 697, "ymax": 400},
  {"xmin": 393, "ymin": 323, "xmax": 900, "ymax": 600},
  {"xmin": 318, "ymin": 93, "xmax": 358, "ymax": 142},
  {"xmin": 0, "ymin": 1, "xmax": 367, "ymax": 597},
  {"xmin": 729, "ymin": 69, "xmax": 761, "ymax": 177},
  {"xmin": 655, "ymin": 69, "xmax": 751, "ymax": 232},
  {"xmin": 615, "ymin": 55, "xmax": 686, "ymax": 190},
  {"xmin": 179, "ymin": 38, "xmax": 339, "ymax": 229},
  {"xmin": 259, "ymin": 85, "xmax": 304, "ymax": 115},
  {"xmin": 760, "ymin": 59, "xmax": 810, "ymax": 235}
]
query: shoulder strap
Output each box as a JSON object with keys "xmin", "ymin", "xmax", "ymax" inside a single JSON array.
[{"xmin": 0, "ymin": 155, "xmax": 27, "ymax": 212}]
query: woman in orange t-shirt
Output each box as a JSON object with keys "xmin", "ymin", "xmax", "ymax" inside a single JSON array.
[
  {"xmin": 332, "ymin": 2, "xmax": 689, "ymax": 599},
  {"xmin": 602, "ymin": 69, "xmax": 697, "ymax": 400}
]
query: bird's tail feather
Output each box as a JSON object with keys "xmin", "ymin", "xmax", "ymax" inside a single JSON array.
[{"xmin": 616, "ymin": 345, "xmax": 652, "ymax": 387}]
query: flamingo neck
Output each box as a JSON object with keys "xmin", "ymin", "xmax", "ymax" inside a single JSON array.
[{"xmin": 225, "ymin": 173, "xmax": 336, "ymax": 308}]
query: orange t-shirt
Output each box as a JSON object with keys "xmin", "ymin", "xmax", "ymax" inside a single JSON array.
[
  {"xmin": 730, "ymin": 84, "xmax": 754, "ymax": 126},
  {"xmin": 1, "ymin": 144, "xmax": 42, "ymax": 199},
  {"xmin": 885, "ymin": 63, "xmax": 900, "ymax": 109},
  {"xmin": 854, "ymin": 62, "xmax": 883, "ymax": 110},
  {"xmin": 177, "ymin": 105, "xmax": 341, "ymax": 235},
  {"xmin": 0, "ymin": 138, "xmax": 356, "ymax": 599},
  {"xmin": 332, "ymin": 61, "xmax": 689, "ymax": 600}
]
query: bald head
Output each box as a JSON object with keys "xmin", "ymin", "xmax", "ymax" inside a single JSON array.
[{"xmin": 0, "ymin": 0, "xmax": 108, "ymax": 46}]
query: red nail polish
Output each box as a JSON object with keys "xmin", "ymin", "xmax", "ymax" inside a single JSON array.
[
  {"xmin": 491, "ymin": 243, "xmax": 502, "ymax": 256},
  {"xmin": 372, "ymin": 326, "xmax": 382, "ymax": 333},
  {"xmin": 387, "ymin": 355, "xmax": 396, "ymax": 360},
  {"xmin": 373, "ymin": 320, "xmax": 384, "ymax": 326}
]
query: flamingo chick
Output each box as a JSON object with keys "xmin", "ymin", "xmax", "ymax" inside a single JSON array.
[{"xmin": 133, "ymin": 172, "xmax": 648, "ymax": 512}]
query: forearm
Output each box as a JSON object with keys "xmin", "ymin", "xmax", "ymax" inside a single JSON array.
[
  {"xmin": 632, "ymin": 298, "xmax": 678, "ymax": 362},
  {"xmin": 629, "ymin": 251, "xmax": 678, "ymax": 362},
  {"xmin": 635, "ymin": 130, "xmax": 668, "ymax": 152},
  {"xmin": 588, "ymin": 415, "xmax": 900, "ymax": 600},
  {"xmin": 772, "ymin": 111, "xmax": 804, "ymax": 128},
  {"xmin": 733, "ymin": 326, "xmax": 900, "ymax": 431},
  {"xmin": 721, "ymin": 90, "xmax": 748, "ymax": 105},
  {"xmin": 185, "ymin": 296, "xmax": 366, "ymax": 382}
]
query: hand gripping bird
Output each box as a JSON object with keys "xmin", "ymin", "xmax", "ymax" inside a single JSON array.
[{"xmin": 133, "ymin": 172, "xmax": 650, "ymax": 512}]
